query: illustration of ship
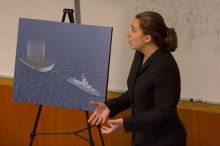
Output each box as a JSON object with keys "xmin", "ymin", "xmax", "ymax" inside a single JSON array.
[
  {"xmin": 67, "ymin": 73, "xmax": 100, "ymax": 97},
  {"xmin": 19, "ymin": 40, "xmax": 55, "ymax": 72}
]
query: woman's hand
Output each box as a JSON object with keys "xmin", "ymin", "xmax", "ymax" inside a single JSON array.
[
  {"xmin": 88, "ymin": 101, "xmax": 110, "ymax": 125},
  {"xmin": 101, "ymin": 118, "xmax": 123, "ymax": 133}
]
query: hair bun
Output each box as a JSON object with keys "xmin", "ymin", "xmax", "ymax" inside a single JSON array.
[{"xmin": 165, "ymin": 27, "xmax": 178, "ymax": 52}]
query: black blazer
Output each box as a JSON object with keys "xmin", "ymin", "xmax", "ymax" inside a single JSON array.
[{"xmin": 106, "ymin": 49, "xmax": 186, "ymax": 146}]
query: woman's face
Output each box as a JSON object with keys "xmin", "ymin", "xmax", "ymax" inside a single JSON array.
[{"xmin": 127, "ymin": 18, "xmax": 147, "ymax": 51}]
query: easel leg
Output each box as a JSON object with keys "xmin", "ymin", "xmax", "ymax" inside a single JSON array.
[
  {"xmin": 97, "ymin": 125, "xmax": 105, "ymax": 146},
  {"xmin": 29, "ymin": 105, "xmax": 43, "ymax": 146},
  {"xmin": 85, "ymin": 111, "xmax": 95, "ymax": 146},
  {"xmin": 85, "ymin": 111, "xmax": 105, "ymax": 146}
]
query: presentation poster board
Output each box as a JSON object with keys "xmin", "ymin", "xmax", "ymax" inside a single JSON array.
[{"xmin": 13, "ymin": 18, "xmax": 112, "ymax": 111}]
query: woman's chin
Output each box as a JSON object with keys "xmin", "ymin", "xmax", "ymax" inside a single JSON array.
[{"xmin": 130, "ymin": 47, "xmax": 138, "ymax": 51}]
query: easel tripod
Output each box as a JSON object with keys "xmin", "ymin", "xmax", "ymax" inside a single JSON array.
[{"xmin": 29, "ymin": 9, "xmax": 105, "ymax": 146}]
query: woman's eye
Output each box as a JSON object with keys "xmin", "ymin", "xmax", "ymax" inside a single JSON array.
[{"xmin": 131, "ymin": 28, "xmax": 136, "ymax": 32}]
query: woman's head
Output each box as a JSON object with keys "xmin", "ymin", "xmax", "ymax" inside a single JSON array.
[{"xmin": 129, "ymin": 11, "xmax": 177, "ymax": 52}]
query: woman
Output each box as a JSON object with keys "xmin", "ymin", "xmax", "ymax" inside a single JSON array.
[{"xmin": 88, "ymin": 11, "xmax": 187, "ymax": 146}]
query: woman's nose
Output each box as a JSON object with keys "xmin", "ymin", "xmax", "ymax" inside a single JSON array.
[{"xmin": 126, "ymin": 31, "xmax": 130, "ymax": 37}]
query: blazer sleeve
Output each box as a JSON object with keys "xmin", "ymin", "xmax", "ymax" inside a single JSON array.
[
  {"xmin": 123, "ymin": 58, "xmax": 180, "ymax": 132},
  {"xmin": 106, "ymin": 91, "xmax": 131, "ymax": 118}
]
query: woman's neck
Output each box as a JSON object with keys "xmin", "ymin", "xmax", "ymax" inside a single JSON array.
[{"xmin": 141, "ymin": 43, "xmax": 159, "ymax": 65}]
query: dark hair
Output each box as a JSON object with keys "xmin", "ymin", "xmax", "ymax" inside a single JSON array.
[{"xmin": 136, "ymin": 11, "xmax": 177, "ymax": 52}]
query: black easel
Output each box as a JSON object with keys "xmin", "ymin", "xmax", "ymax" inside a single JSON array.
[{"xmin": 29, "ymin": 9, "xmax": 105, "ymax": 146}]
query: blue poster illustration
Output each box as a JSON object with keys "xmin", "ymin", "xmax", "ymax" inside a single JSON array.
[{"xmin": 13, "ymin": 18, "xmax": 112, "ymax": 111}]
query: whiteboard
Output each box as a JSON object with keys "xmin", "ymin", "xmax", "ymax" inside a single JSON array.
[{"xmin": 80, "ymin": 0, "xmax": 220, "ymax": 104}]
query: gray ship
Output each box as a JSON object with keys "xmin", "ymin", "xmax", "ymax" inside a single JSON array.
[{"xmin": 67, "ymin": 73, "xmax": 100, "ymax": 97}]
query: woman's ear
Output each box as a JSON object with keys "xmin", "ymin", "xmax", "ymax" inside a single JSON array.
[{"xmin": 144, "ymin": 34, "xmax": 152, "ymax": 43}]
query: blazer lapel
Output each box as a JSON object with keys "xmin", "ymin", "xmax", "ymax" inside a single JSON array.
[
  {"xmin": 138, "ymin": 48, "xmax": 163, "ymax": 75},
  {"xmin": 127, "ymin": 51, "xmax": 143, "ymax": 115},
  {"xmin": 128, "ymin": 51, "xmax": 143, "ymax": 90}
]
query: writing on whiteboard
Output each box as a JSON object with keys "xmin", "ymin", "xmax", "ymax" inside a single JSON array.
[{"xmin": 134, "ymin": 0, "xmax": 220, "ymax": 39}]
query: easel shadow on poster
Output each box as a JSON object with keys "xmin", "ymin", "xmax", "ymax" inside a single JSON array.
[{"xmin": 29, "ymin": 9, "xmax": 105, "ymax": 146}]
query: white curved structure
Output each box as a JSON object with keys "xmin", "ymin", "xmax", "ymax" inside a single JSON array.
[{"xmin": 19, "ymin": 40, "xmax": 55, "ymax": 72}]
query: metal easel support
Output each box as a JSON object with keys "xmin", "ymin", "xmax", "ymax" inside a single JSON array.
[{"xmin": 29, "ymin": 8, "xmax": 105, "ymax": 146}]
